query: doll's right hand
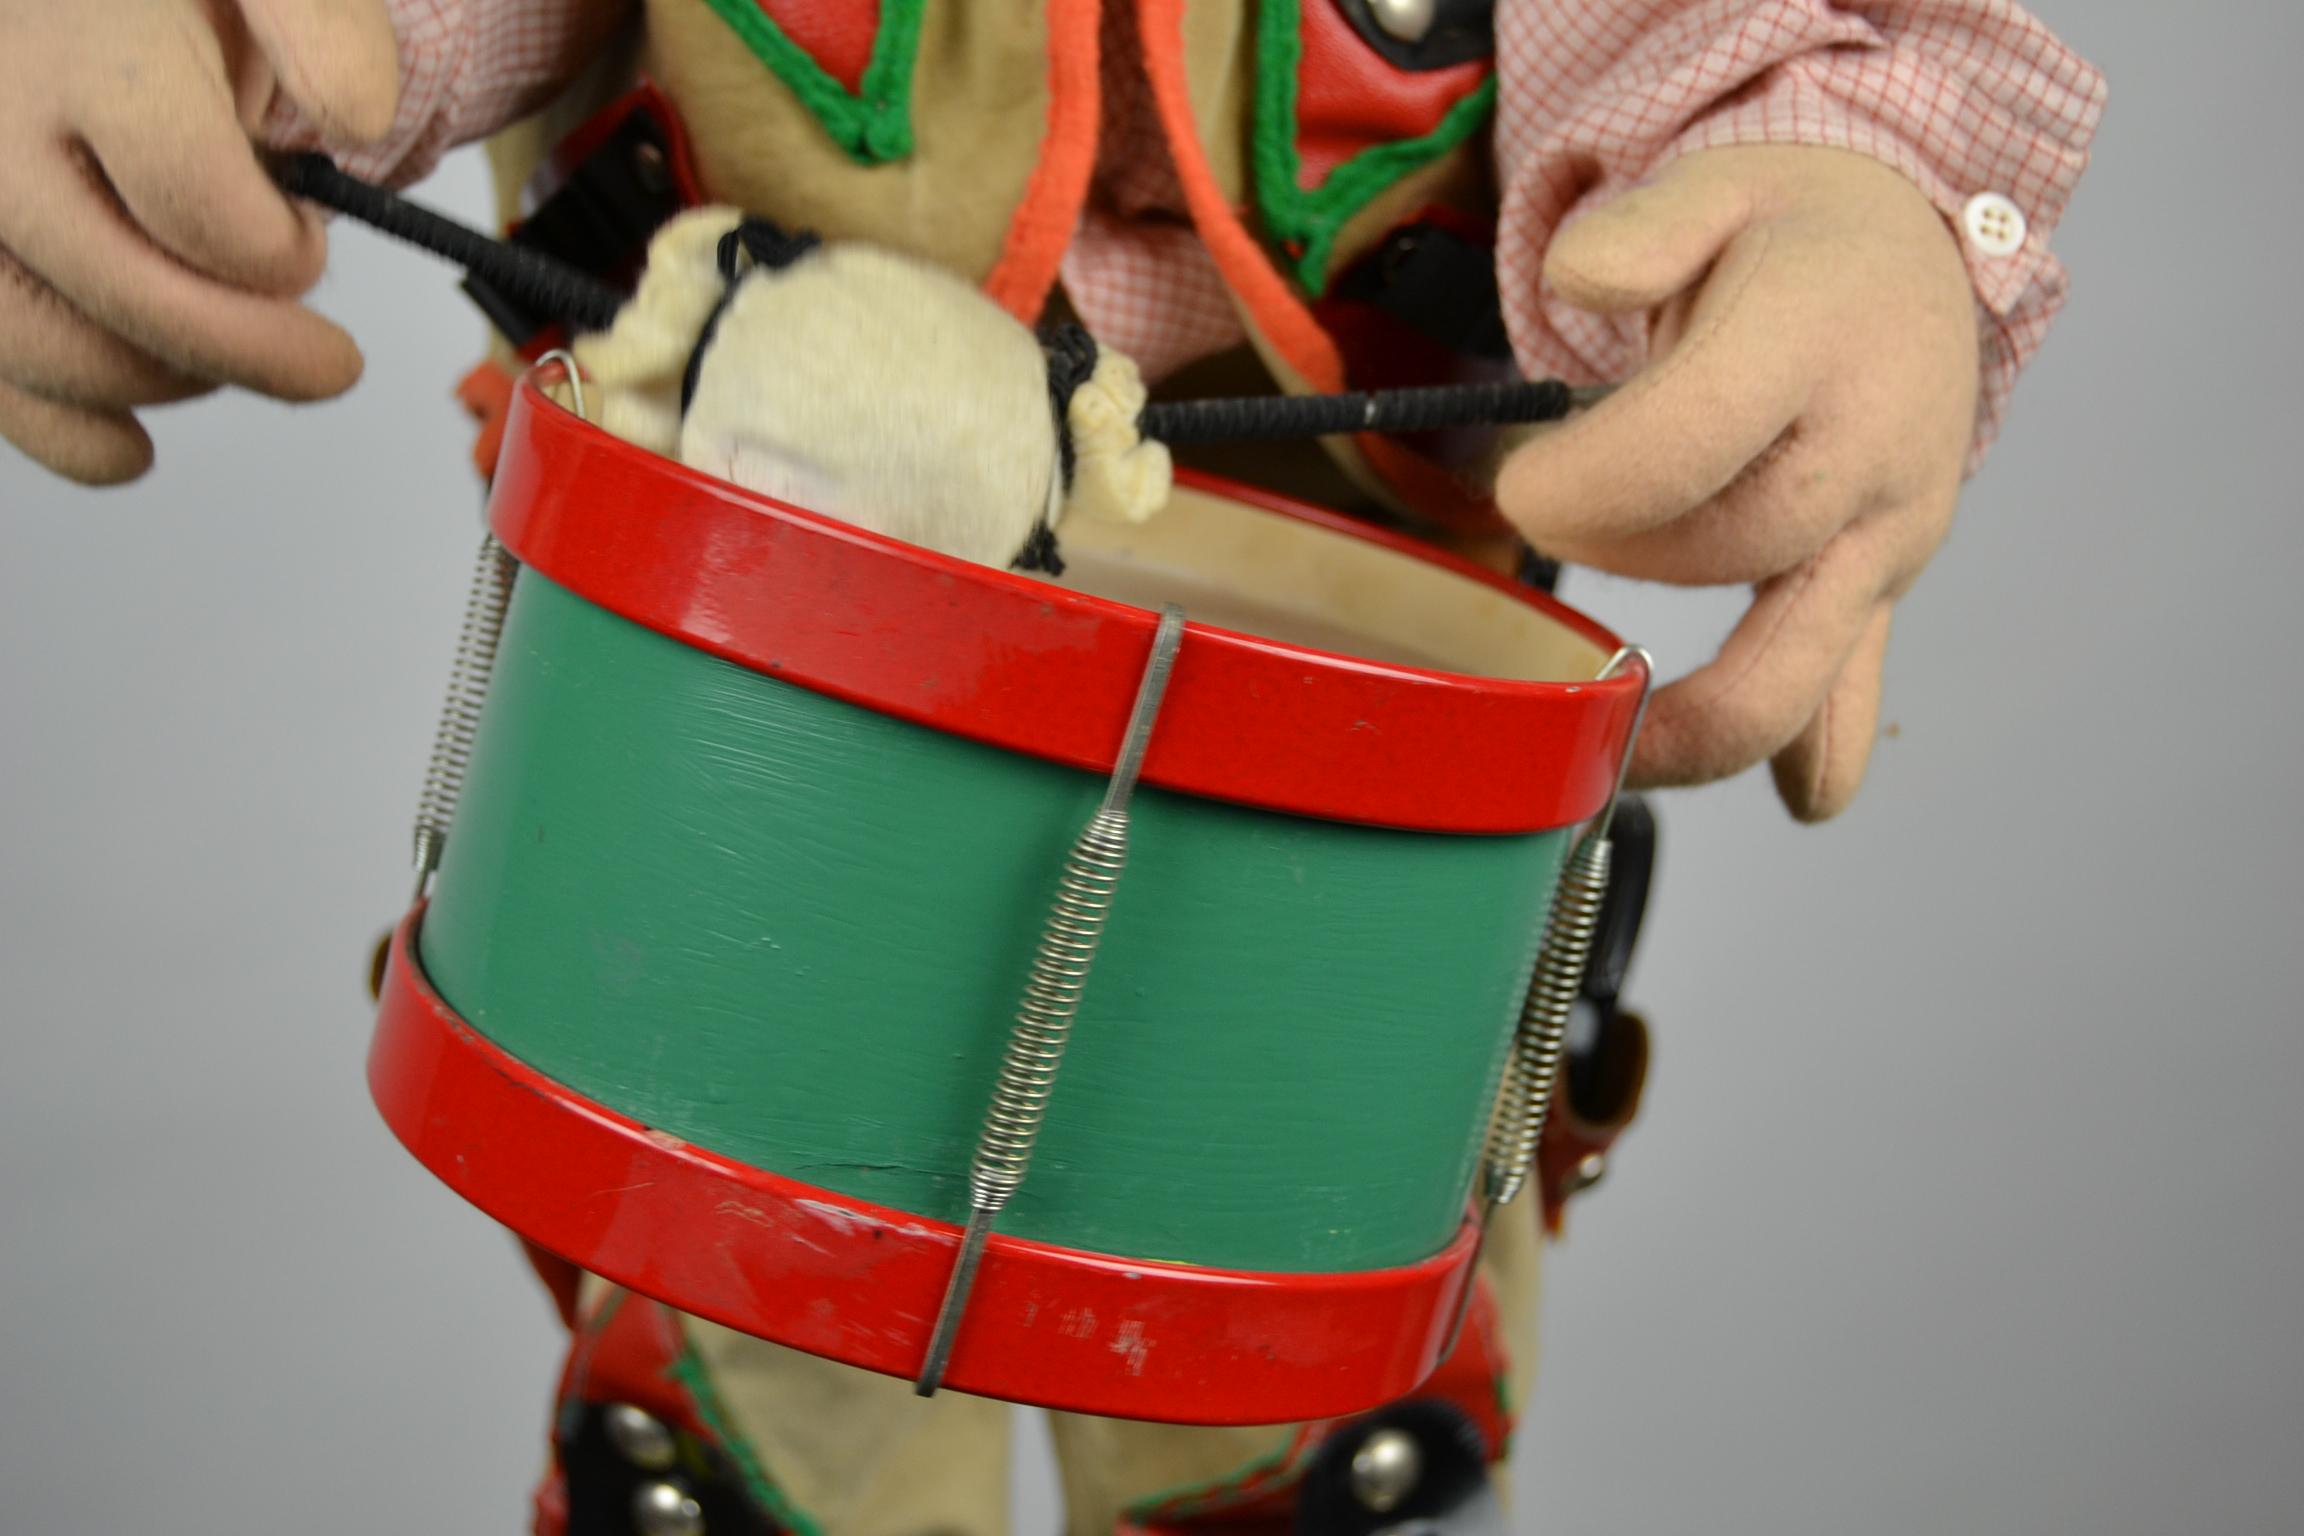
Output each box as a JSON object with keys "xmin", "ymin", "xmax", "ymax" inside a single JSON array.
[{"xmin": 0, "ymin": 0, "xmax": 399, "ymax": 484}]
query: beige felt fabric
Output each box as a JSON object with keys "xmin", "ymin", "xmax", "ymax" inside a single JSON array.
[
  {"xmin": 1064, "ymin": 348, "xmax": 1171, "ymax": 529},
  {"xmin": 642, "ymin": 0, "xmax": 1048, "ymax": 282},
  {"xmin": 1496, "ymin": 145, "xmax": 1979, "ymax": 822},
  {"xmin": 679, "ymin": 240, "xmax": 1066, "ymax": 568},
  {"xmin": 0, "ymin": 0, "xmax": 400, "ymax": 484},
  {"xmin": 670, "ymin": 1205, "xmax": 1539, "ymax": 1535},
  {"xmin": 680, "ymin": 1323, "xmax": 1016, "ymax": 1535},
  {"xmin": 574, "ymin": 209, "xmax": 1171, "ymax": 571},
  {"xmin": 567, "ymin": 207, "xmax": 743, "ymax": 456}
]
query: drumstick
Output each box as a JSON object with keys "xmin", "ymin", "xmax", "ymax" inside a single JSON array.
[
  {"xmin": 275, "ymin": 155, "xmax": 1591, "ymax": 442},
  {"xmin": 1138, "ymin": 380, "xmax": 1578, "ymax": 444},
  {"xmin": 276, "ymin": 154, "xmax": 625, "ymax": 332}
]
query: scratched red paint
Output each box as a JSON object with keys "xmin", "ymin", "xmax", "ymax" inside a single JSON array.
[{"xmin": 372, "ymin": 907, "xmax": 1484, "ymax": 1425}]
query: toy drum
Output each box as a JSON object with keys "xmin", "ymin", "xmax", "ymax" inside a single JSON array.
[{"xmin": 369, "ymin": 371, "xmax": 1643, "ymax": 1425}]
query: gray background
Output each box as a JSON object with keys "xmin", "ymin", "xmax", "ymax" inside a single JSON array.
[{"xmin": 2, "ymin": 1, "xmax": 2296, "ymax": 1531}]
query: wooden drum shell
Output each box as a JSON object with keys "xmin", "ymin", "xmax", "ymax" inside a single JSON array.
[{"xmin": 371, "ymin": 373, "xmax": 1643, "ymax": 1423}]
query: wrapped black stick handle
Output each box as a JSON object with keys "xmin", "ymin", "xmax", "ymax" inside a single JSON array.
[
  {"xmin": 275, "ymin": 152, "xmax": 624, "ymax": 333},
  {"xmin": 274, "ymin": 155, "xmax": 1588, "ymax": 442},
  {"xmin": 1140, "ymin": 379, "xmax": 1573, "ymax": 444}
]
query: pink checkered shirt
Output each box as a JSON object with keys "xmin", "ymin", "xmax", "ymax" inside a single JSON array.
[{"xmin": 269, "ymin": 0, "xmax": 2104, "ymax": 460}]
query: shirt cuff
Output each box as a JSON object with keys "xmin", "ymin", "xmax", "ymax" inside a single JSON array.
[
  {"xmin": 1494, "ymin": 3, "xmax": 2106, "ymax": 469},
  {"xmin": 259, "ymin": 0, "xmax": 464, "ymax": 188},
  {"xmin": 260, "ymin": 0, "xmax": 634, "ymax": 192},
  {"xmin": 1664, "ymin": 27, "xmax": 2104, "ymax": 461}
]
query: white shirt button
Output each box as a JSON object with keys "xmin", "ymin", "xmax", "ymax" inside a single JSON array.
[{"xmin": 1961, "ymin": 192, "xmax": 2028, "ymax": 258}]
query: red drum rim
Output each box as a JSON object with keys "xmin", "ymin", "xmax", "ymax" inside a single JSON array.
[
  {"xmin": 490, "ymin": 370, "xmax": 1640, "ymax": 834},
  {"xmin": 371, "ymin": 909, "xmax": 1482, "ymax": 1425}
]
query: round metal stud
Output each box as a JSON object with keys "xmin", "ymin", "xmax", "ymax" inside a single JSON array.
[
  {"xmin": 632, "ymin": 1480, "xmax": 705, "ymax": 1536},
  {"xmin": 1571, "ymin": 1150, "xmax": 1608, "ymax": 1194},
  {"xmin": 1366, "ymin": 0, "xmax": 1436, "ymax": 44},
  {"xmin": 633, "ymin": 142, "xmax": 671, "ymax": 196},
  {"xmin": 604, "ymin": 1404, "xmax": 679, "ymax": 1472},
  {"xmin": 1349, "ymin": 1427, "xmax": 1425, "ymax": 1514}
]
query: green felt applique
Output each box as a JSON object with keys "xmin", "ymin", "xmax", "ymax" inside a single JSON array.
[
  {"xmin": 1124, "ymin": 1426, "xmax": 1320, "ymax": 1521},
  {"xmin": 696, "ymin": 0, "xmax": 925, "ymax": 164},
  {"xmin": 666, "ymin": 1341, "xmax": 827, "ymax": 1536},
  {"xmin": 1251, "ymin": 0, "xmax": 1496, "ymax": 295}
]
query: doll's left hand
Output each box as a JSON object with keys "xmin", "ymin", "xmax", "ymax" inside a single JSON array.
[{"xmin": 1496, "ymin": 145, "xmax": 1980, "ymax": 822}]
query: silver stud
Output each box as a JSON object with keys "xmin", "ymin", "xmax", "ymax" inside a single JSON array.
[
  {"xmin": 632, "ymin": 1480, "xmax": 705, "ymax": 1536},
  {"xmin": 1367, "ymin": 0, "xmax": 1437, "ymax": 44},
  {"xmin": 604, "ymin": 1404, "xmax": 678, "ymax": 1472},
  {"xmin": 633, "ymin": 142, "xmax": 670, "ymax": 196},
  {"xmin": 1349, "ymin": 1427, "xmax": 1424, "ymax": 1513},
  {"xmin": 1570, "ymin": 1150, "xmax": 1608, "ymax": 1194}
]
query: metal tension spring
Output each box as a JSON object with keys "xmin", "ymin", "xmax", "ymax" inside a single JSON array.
[
  {"xmin": 915, "ymin": 605, "xmax": 1189, "ymax": 1397},
  {"xmin": 406, "ymin": 354, "xmax": 579, "ymax": 903},
  {"xmin": 1445, "ymin": 645, "xmax": 1652, "ymax": 1353},
  {"xmin": 409, "ymin": 533, "xmax": 518, "ymax": 905}
]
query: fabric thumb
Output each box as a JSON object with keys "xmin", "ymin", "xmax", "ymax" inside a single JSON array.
[
  {"xmin": 1542, "ymin": 153, "xmax": 1755, "ymax": 316},
  {"xmin": 240, "ymin": 0, "xmax": 403, "ymax": 144},
  {"xmin": 1769, "ymin": 604, "xmax": 1893, "ymax": 822}
]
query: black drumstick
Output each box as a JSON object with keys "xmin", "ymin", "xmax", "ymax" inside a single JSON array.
[
  {"xmin": 276, "ymin": 154, "xmax": 1580, "ymax": 442},
  {"xmin": 1140, "ymin": 379, "xmax": 1571, "ymax": 444},
  {"xmin": 275, "ymin": 153, "xmax": 624, "ymax": 331}
]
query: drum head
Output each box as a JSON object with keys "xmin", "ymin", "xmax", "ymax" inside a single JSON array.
[{"xmin": 1056, "ymin": 483, "xmax": 1609, "ymax": 684}]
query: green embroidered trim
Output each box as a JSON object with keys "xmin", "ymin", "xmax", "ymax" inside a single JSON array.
[
  {"xmin": 696, "ymin": 0, "xmax": 926, "ymax": 164},
  {"xmin": 1250, "ymin": 0, "xmax": 1497, "ymax": 295},
  {"xmin": 1123, "ymin": 1425, "xmax": 1321, "ymax": 1522},
  {"xmin": 664, "ymin": 1341, "xmax": 827, "ymax": 1536}
]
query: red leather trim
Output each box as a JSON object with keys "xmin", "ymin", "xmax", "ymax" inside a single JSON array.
[
  {"xmin": 1361, "ymin": 434, "xmax": 1514, "ymax": 537},
  {"xmin": 557, "ymin": 1289, "xmax": 708, "ymax": 1435},
  {"xmin": 1135, "ymin": 0, "xmax": 1509, "ymax": 536},
  {"xmin": 519, "ymin": 1237, "xmax": 585, "ymax": 1332},
  {"xmin": 530, "ymin": 1289, "xmax": 709, "ymax": 1536},
  {"xmin": 372, "ymin": 909, "xmax": 1485, "ymax": 1426},
  {"xmin": 747, "ymin": 0, "xmax": 878, "ymax": 93},
  {"xmin": 1294, "ymin": 0, "xmax": 1492, "ymax": 187},
  {"xmin": 531, "ymin": 1471, "xmax": 566, "ymax": 1536},
  {"xmin": 532, "ymin": 84, "xmax": 711, "ymax": 209},
  {"xmin": 491, "ymin": 372, "xmax": 1638, "ymax": 834}
]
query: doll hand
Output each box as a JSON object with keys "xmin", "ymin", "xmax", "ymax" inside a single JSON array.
[
  {"xmin": 0, "ymin": 0, "xmax": 399, "ymax": 484},
  {"xmin": 1497, "ymin": 146, "xmax": 1980, "ymax": 821}
]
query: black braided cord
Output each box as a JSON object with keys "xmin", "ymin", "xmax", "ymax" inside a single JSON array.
[
  {"xmin": 1140, "ymin": 378, "xmax": 1574, "ymax": 444},
  {"xmin": 275, "ymin": 156, "xmax": 1583, "ymax": 445},
  {"xmin": 1041, "ymin": 322, "xmax": 1099, "ymax": 488},
  {"xmin": 275, "ymin": 152, "xmax": 625, "ymax": 333},
  {"xmin": 717, "ymin": 219, "xmax": 821, "ymax": 276}
]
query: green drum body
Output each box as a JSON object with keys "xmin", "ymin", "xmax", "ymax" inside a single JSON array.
[{"xmin": 369, "ymin": 376, "xmax": 1643, "ymax": 1424}]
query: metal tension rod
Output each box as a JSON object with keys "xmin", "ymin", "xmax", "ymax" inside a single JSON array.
[{"xmin": 914, "ymin": 606, "xmax": 1188, "ymax": 1398}]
